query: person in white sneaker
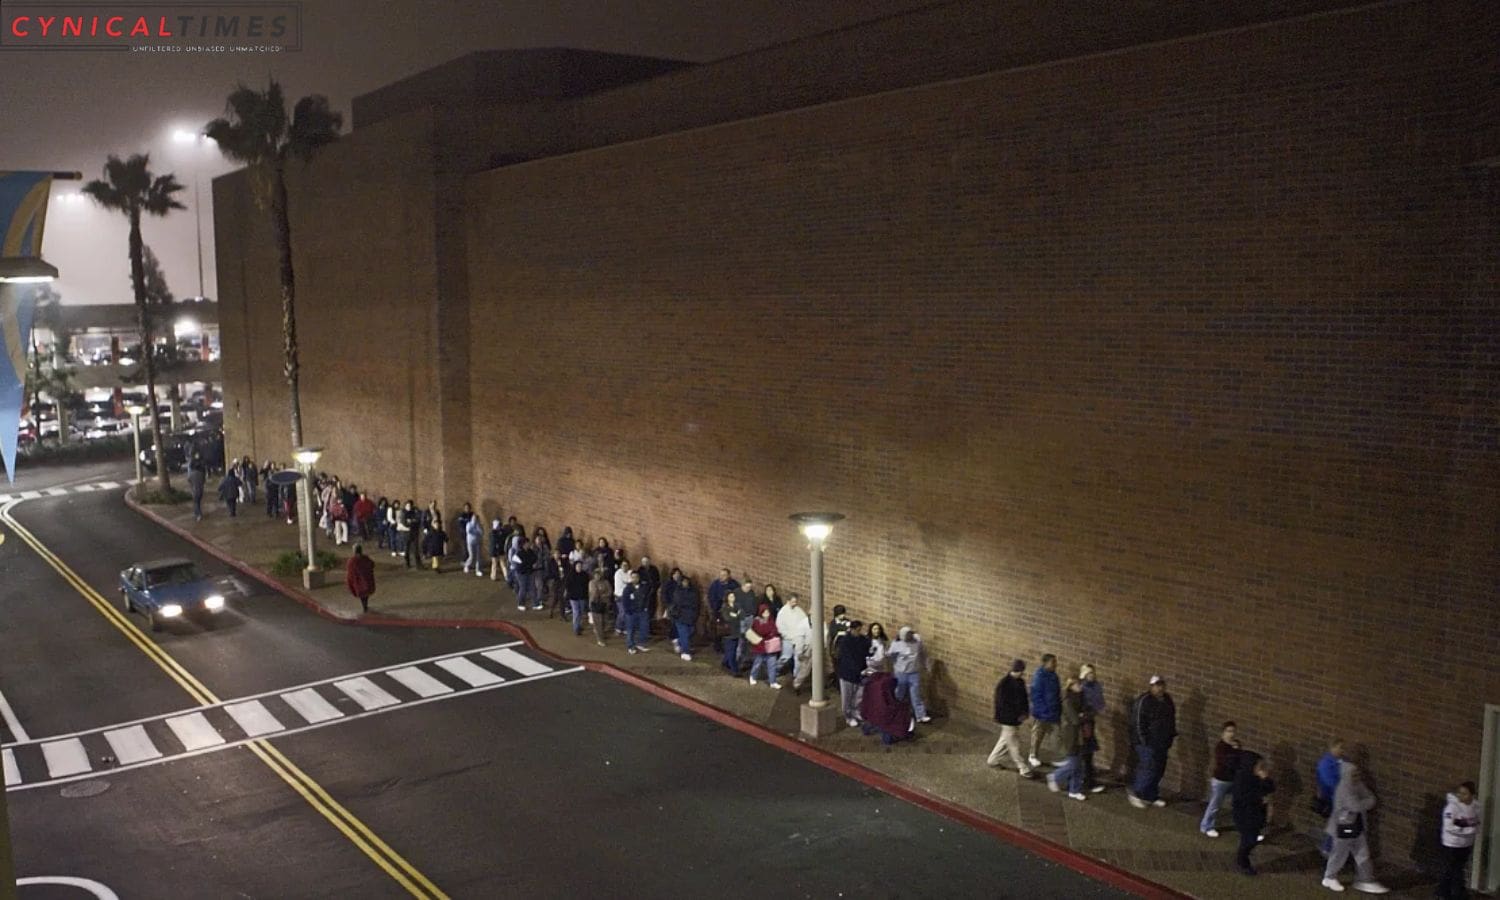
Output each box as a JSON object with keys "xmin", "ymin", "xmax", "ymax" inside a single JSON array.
[
  {"xmin": 775, "ymin": 595, "xmax": 813, "ymax": 691},
  {"xmin": 834, "ymin": 621, "xmax": 871, "ymax": 726},
  {"xmin": 1200, "ymin": 721, "xmax": 1242, "ymax": 837},
  {"xmin": 1127, "ymin": 676, "xmax": 1177, "ymax": 809},
  {"xmin": 888, "ymin": 627, "xmax": 932, "ymax": 723},
  {"xmin": 746, "ymin": 603, "xmax": 781, "ymax": 687},
  {"xmin": 1028, "ymin": 654, "xmax": 1061, "ymax": 768},
  {"xmin": 1078, "ymin": 664, "xmax": 1108, "ymax": 793},
  {"xmin": 986, "ymin": 660, "xmax": 1036, "ymax": 778},
  {"xmin": 668, "ymin": 569, "xmax": 700, "ymax": 661},
  {"xmin": 1046, "ymin": 678, "xmax": 1089, "ymax": 800},
  {"xmin": 1321, "ymin": 759, "xmax": 1389, "ymax": 894}
]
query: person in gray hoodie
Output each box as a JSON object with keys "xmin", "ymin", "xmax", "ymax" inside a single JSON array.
[
  {"xmin": 888, "ymin": 627, "xmax": 931, "ymax": 724},
  {"xmin": 1437, "ymin": 780, "xmax": 1480, "ymax": 900},
  {"xmin": 1321, "ymin": 760, "xmax": 1390, "ymax": 894}
]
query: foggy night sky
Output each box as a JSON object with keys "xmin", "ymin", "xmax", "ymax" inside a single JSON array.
[{"xmin": 0, "ymin": 0, "xmax": 927, "ymax": 305}]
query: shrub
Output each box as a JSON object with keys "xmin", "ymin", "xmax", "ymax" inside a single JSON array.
[
  {"xmin": 134, "ymin": 485, "xmax": 192, "ymax": 505},
  {"xmin": 17, "ymin": 435, "xmax": 133, "ymax": 467},
  {"xmin": 270, "ymin": 548, "xmax": 341, "ymax": 576}
]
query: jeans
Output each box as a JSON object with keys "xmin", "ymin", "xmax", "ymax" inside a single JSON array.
[
  {"xmin": 986, "ymin": 724, "xmax": 1033, "ymax": 774},
  {"xmin": 1131, "ymin": 744, "xmax": 1168, "ymax": 802},
  {"xmin": 721, "ymin": 637, "xmax": 740, "ymax": 671},
  {"xmin": 1049, "ymin": 754, "xmax": 1084, "ymax": 793},
  {"xmin": 569, "ymin": 600, "xmax": 586, "ymax": 635},
  {"xmin": 590, "ymin": 609, "xmax": 607, "ymax": 644},
  {"xmin": 674, "ymin": 620, "xmax": 694, "ymax": 655},
  {"xmin": 463, "ymin": 538, "xmax": 481, "ymax": 572},
  {"xmin": 192, "ymin": 492, "xmax": 203, "ymax": 519},
  {"xmin": 513, "ymin": 572, "xmax": 532, "ymax": 607},
  {"xmin": 839, "ymin": 678, "xmax": 862, "ymax": 721},
  {"xmin": 1200, "ymin": 778, "xmax": 1233, "ymax": 832},
  {"xmin": 529, "ymin": 572, "xmax": 546, "ymax": 607},
  {"xmin": 631, "ymin": 610, "xmax": 650, "ymax": 648},
  {"xmin": 749, "ymin": 653, "xmax": 777, "ymax": 682},
  {"xmin": 894, "ymin": 672, "xmax": 928, "ymax": 719},
  {"xmin": 247, "ymin": 482, "xmax": 257, "ymax": 504}
]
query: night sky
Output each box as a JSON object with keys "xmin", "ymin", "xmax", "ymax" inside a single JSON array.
[{"xmin": 0, "ymin": 0, "xmax": 926, "ymax": 305}]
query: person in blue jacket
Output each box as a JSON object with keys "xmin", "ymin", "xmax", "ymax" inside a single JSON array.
[
  {"xmin": 1314, "ymin": 737, "xmax": 1345, "ymax": 854},
  {"xmin": 1029, "ymin": 654, "xmax": 1061, "ymax": 768}
]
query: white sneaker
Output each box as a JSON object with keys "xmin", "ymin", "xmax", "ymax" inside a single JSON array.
[
  {"xmin": 680, "ymin": 653, "xmax": 692, "ymax": 661},
  {"xmin": 1321, "ymin": 878, "xmax": 1346, "ymax": 892},
  {"xmin": 1151, "ymin": 799, "xmax": 1167, "ymax": 808},
  {"xmin": 1046, "ymin": 777, "xmax": 1060, "ymax": 793},
  {"xmin": 1350, "ymin": 883, "xmax": 1388, "ymax": 895},
  {"xmin": 1067, "ymin": 792, "xmax": 1086, "ymax": 801},
  {"xmin": 918, "ymin": 716, "xmax": 932, "ymax": 724},
  {"xmin": 1028, "ymin": 755, "xmax": 1044, "ymax": 768},
  {"xmin": 1127, "ymin": 792, "xmax": 1148, "ymax": 809},
  {"xmin": 748, "ymin": 677, "xmax": 758, "ymax": 685},
  {"xmin": 637, "ymin": 646, "xmax": 650, "ymax": 653},
  {"xmin": 1090, "ymin": 785, "xmax": 1106, "ymax": 793},
  {"xmin": 517, "ymin": 605, "xmax": 525, "ymax": 611},
  {"xmin": 1203, "ymin": 829, "xmax": 1220, "ymax": 838},
  {"xmin": 771, "ymin": 683, "xmax": 782, "ymax": 690},
  {"xmin": 1257, "ymin": 834, "xmax": 1265, "ymax": 843},
  {"xmin": 627, "ymin": 648, "xmax": 637, "ymax": 655},
  {"xmin": 846, "ymin": 718, "xmax": 859, "ymax": 727}
]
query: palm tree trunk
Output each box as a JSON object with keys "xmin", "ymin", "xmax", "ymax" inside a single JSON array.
[
  {"xmin": 130, "ymin": 208, "xmax": 171, "ymax": 492},
  {"xmin": 272, "ymin": 162, "xmax": 303, "ymax": 450}
]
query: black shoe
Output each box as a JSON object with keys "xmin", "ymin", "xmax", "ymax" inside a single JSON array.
[{"xmin": 1236, "ymin": 863, "xmax": 1257, "ymax": 877}]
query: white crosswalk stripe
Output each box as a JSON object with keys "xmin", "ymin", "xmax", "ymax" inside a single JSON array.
[
  {"xmin": 282, "ymin": 688, "xmax": 344, "ymax": 724},
  {"xmin": 167, "ymin": 712, "xmax": 225, "ymax": 751},
  {"xmin": 72, "ymin": 484, "xmax": 95, "ymax": 492},
  {"xmin": 41, "ymin": 738, "xmax": 91, "ymax": 777},
  {"xmin": 483, "ymin": 648, "xmax": 553, "ymax": 677},
  {"xmin": 436, "ymin": 657, "xmax": 503, "ymax": 687},
  {"xmin": 4, "ymin": 642, "xmax": 578, "ymax": 792},
  {"xmin": 105, "ymin": 725, "xmax": 163, "ymax": 764},
  {"xmin": 387, "ymin": 667, "xmax": 453, "ymax": 698},
  {"xmin": 0, "ymin": 494, "xmax": 12, "ymax": 503},
  {"xmin": 334, "ymin": 676, "xmax": 399, "ymax": 711},
  {"xmin": 18, "ymin": 491, "xmax": 39, "ymax": 500},
  {"xmin": 44, "ymin": 488, "xmax": 67, "ymax": 496},
  {"xmin": 95, "ymin": 481, "xmax": 120, "ymax": 489},
  {"xmin": 224, "ymin": 700, "xmax": 284, "ymax": 737}
]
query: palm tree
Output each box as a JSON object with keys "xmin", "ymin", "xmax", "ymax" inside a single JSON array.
[
  {"xmin": 205, "ymin": 80, "xmax": 342, "ymax": 450},
  {"xmin": 83, "ymin": 154, "xmax": 184, "ymax": 491}
]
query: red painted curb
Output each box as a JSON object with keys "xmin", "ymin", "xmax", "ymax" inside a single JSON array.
[{"xmin": 125, "ymin": 493, "xmax": 1193, "ymax": 900}]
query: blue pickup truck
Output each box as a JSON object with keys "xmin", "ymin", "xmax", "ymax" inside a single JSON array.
[{"xmin": 119, "ymin": 558, "xmax": 228, "ymax": 631}]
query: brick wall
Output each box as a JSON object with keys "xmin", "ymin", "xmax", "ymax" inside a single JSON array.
[
  {"xmin": 216, "ymin": 0, "xmax": 1499, "ymax": 857},
  {"xmin": 460, "ymin": 0, "xmax": 1498, "ymax": 854}
]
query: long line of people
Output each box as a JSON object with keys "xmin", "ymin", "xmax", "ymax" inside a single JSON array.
[{"xmin": 227, "ymin": 473, "xmax": 1479, "ymax": 895}]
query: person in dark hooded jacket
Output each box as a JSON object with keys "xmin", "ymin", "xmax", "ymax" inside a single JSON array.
[
  {"xmin": 669, "ymin": 572, "xmax": 700, "ymax": 661},
  {"xmin": 217, "ymin": 468, "xmax": 241, "ymax": 516},
  {"xmin": 1231, "ymin": 751, "xmax": 1275, "ymax": 875},
  {"xmin": 1127, "ymin": 676, "xmax": 1177, "ymax": 808}
]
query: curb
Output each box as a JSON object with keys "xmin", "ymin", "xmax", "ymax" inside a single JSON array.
[{"xmin": 124, "ymin": 492, "xmax": 1194, "ymax": 900}]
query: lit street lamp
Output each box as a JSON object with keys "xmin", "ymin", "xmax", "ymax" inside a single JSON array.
[
  {"xmin": 790, "ymin": 511, "xmax": 845, "ymax": 738},
  {"xmin": 293, "ymin": 445, "xmax": 323, "ymax": 589},
  {"xmin": 125, "ymin": 403, "xmax": 146, "ymax": 484}
]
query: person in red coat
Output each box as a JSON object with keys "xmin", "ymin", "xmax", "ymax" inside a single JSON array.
[{"xmin": 346, "ymin": 544, "xmax": 377, "ymax": 613}]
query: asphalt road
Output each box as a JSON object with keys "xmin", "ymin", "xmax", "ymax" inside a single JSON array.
[{"xmin": 2, "ymin": 471, "xmax": 1133, "ymax": 899}]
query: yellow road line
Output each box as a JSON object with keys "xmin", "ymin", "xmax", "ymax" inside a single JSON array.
[{"xmin": 0, "ymin": 503, "xmax": 447, "ymax": 899}]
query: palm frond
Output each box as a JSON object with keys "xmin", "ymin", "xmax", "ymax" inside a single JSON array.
[
  {"xmin": 286, "ymin": 94, "xmax": 343, "ymax": 162},
  {"xmin": 144, "ymin": 173, "xmax": 187, "ymax": 216}
]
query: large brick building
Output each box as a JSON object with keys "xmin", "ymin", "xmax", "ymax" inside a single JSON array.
[{"xmin": 216, "ymin": 0, "xmax": 1499, "ymax": 855}]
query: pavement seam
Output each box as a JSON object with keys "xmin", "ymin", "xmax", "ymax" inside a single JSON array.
[{"xmin": 123, "ymin": 491, "xmax": 1192, "ymax": 900}]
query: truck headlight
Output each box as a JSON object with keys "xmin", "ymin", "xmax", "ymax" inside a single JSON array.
[
  {"xmin": 204, "ymin": 595, "xmax": 225, "ymax": 610},
  {"xmin": 160, "ymin": 603, "xmax": 184, "ymax": 618}
]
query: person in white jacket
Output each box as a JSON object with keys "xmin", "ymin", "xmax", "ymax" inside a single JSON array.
[
  {"xmin": 888, "ymin": 627, "xmax": 932, "ymax": 723},
  {"xmin": 1437, "ymin": 781, "xmax": 1480, "ymax": 900},
  {"xmin": 775, "ymin": 595, "xmax": 813, "ymax": 690}
]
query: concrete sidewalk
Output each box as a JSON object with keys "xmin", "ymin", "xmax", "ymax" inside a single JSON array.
[{"xmin": 132, "ymin": 495, "xmax": 1442, "ymax": 900}]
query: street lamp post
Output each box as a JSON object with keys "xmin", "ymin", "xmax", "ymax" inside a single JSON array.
[
  {"xmin": 294, "ymin": 445, "xmax": 323, "ymax": 589},
  {"xmin": 125, "ymin": 403, "xmax": 146, "ymax": 485},
  {"xmin": 791, "ymin": 511, "xmax": 845, "ymax": 739}
]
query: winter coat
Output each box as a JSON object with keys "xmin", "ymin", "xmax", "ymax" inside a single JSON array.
[
  {"xmin": 619, "ymin": 583, "xmax": 645, "ymax": 616},
  {"xmin": 1315, "ymin": 752, "xmax": 1342, "ymax": 803},
  {"xmin": 775, "ymin": 605, "xmax": 812, "ymax": 647},
  {"xmin": 835, "ymin": 633, "xmax": 871, "ymax": 683},
  {"xmin": 1441, "ymin": 792, "xmax": 1481, "ymax": 848},
  {"xmin": 749, "ymin": 615, "xmax": 779, "ymax": 654},
  {"xmin": 1212, "ymin": 741, "xmax": 1241, "ymax": 782},
  {"xmin": 1231, "ymin": 752, "xmax": 1274, "ymax": 834},
  {"xmin": 556, "ymin": 531, "xmax": 575, "ymax": 556},
  {"xmin": 718, "ymin": 601, "xmax": 745, "ymax": 636},
  {"xmin": 670, "ymin": 580, "xmax": 700, "ymax": 625},
  {"xmin": 422, "ymin": 528, "xmax": 446, "ymax": 558},
  {"xmin": 993, "ymin": 674, "xmax": 1029, "ymax": 726},
  {"xmin": 587, "ymin": 577, "xmax": 611, "ymax": 614},
  {"xmin": 1081, "ymin": 680, "xmax": 1105, "ymax": 714},
  {"xmin": 1129, "ymin": 691, "xmax": 1177, "ymax": 751},
  {"xmin": 1324, "ymin": 761, "xmax": 1377, "ymax": 838},
  {"xmin": 707, "ymin": 577, "xmax": 739, "ymax": 614},
  {"xmin": 217, "ymin": 472, "xmax": 240, "ymax": 503},
  {"xmin": 1030, "ymin": 668, "xmax": 1062, "ymax": 723},
  {"xmin": 1056, "ymin": 690, "xmax": 1084, "ymax": 754},
  {"xmin": 564, "ymin": 569, "xmax": 590, "ymax": 602},
  {"xmin": 345, "ymin": 554, "xmax": 376, "ymax": 598}
]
